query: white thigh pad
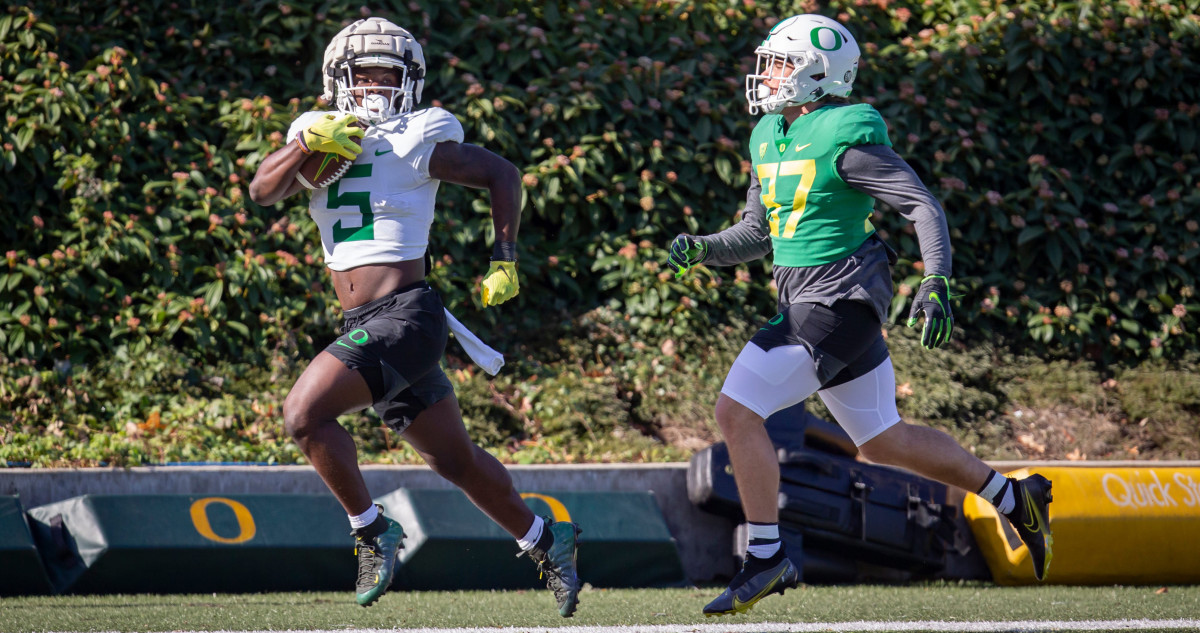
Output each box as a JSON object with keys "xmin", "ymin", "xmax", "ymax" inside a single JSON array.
[
  {"xmin": 720, "ymin": 343, "xmax": 822, "ymax": 419},
  {"xmin": 817, "ymin": 356, "xmax": 901, "ymax": 446}
]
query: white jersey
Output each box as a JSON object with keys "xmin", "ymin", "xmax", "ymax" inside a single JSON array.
[{"xmin": 286, "ymin": 107, "xmax": 464, "ymax": 271}]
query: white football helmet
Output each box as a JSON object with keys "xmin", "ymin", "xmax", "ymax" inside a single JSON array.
[
  {"xmin": 745, "ymin": 14, "xmax": 860, "ymax": 115},
  {"xmin": 322, "ymin": 17, "xmax": 426, "ymax": 123}
]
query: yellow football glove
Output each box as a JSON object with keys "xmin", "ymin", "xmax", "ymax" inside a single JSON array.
[
  {"xmin": 298, "ymin": 113, "xmax": 364, "ymax": 160},
  {"xmin": 481, "ymin": 261, "xmax": 519, "ymax": 307}
]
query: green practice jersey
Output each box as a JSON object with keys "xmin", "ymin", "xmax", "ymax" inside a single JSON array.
[{"xmin": 748, "ymin": 103, "xmax": 891, "ymax": 267}]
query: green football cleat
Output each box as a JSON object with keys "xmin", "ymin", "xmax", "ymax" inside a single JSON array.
[
  {"xmin": 1005, "ymin": 474, "xmax": 1054, "ymax": 581},
  {"xmin": 525, "ymin": 518, "xmax": 583, "ymax": 617},
  {"xmin": 703, "ymin": 552, "xmax": 799, "ymax": 617},
  {"xmin": 353, "ymin": 508, "xmax": 405, "ymax": 607}
]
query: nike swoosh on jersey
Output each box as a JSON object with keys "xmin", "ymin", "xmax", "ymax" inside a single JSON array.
[
  {"xmin": 375, "ymin": 148, "xmax": 393, "ymax": 156},
  {"xmin": 794, "ymin": 143, "xmax": 812, "ymax": 152}
]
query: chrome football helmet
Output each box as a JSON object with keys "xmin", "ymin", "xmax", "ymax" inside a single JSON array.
[
  {"xmin": 745, "ymin": 14, "xmax": 860, "ymax": 115},
  {"xmin": 322, "ymin": 17, "xmax": 426, "ymax": 123}
]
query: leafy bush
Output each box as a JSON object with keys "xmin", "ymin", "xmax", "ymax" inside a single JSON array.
[
  {"xmin": 3, "ymin": 0, "xmax": 1200, "ymax": 465},
  {"xmin": 5, "ymin": 0, "xmax": 1199, "ymax": 368},
  {"xmin": 853, "ymin": 1, "xmax": 1200, "ymax": 360},
  {"xmin": 1113, "ymin": 363, "xmax": 1200, "ymax": 457},
  {"xmin": 0, "ymin": 344, "xmax": 304, "ymax": 466}
]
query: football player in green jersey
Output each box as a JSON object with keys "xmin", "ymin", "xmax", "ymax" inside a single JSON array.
[{"xmin": 667, "ymin": 14, "xmax": 1054, "ymax": 616}]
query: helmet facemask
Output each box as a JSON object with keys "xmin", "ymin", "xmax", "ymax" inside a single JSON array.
[
  {"xmin": 746, "ymin": 48, "xmax": 826, "ymax": 115},
  {"xmin": 332, "ymin": 54, "xmax": 418, "ymax": 123}
]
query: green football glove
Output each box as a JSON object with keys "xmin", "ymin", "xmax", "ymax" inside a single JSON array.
[
  {"xmin": 481, "ymin": 261, "xmax": 519, "ymax": 307},
  {"xmin": 666, "ymin": 234, "xmax": 708, "ymax": 278},
  {"xmin": 907, "ymin": 275, "xmax": 953, "ymax": 349},
  {"xmin": 298, "ymin": 113, "xmax": 364, "ymax": 160}
]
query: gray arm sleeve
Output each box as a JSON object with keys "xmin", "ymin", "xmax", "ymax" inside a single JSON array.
[
  {"xmin": 838, "ymin": 144, "xmax": 952, "ymax": 278},
  {"xmin": 694, "ymin": 171, "xmax": 773, "ymax": 266}
]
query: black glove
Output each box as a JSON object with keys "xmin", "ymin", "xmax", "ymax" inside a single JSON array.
[
  {"xmin": 666, "ymin": 234, "xmax": 708, "ymax": 278},
  {"xmin": 906, "ymin": 275, "xmax": 953, "ymax": 349}
]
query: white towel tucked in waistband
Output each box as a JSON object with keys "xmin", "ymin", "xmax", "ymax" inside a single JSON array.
[{"xmin": 443, "ymin": 308, "xmax": 505, "ymax": 375}]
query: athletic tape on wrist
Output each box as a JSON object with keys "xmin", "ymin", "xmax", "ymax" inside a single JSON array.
[{"xmin": 491, "ymin": 240, "xmax": 517, "ymax": 262}]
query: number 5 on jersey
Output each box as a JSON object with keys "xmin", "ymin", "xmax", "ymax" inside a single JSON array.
[
  {"xmin": 757, "ymin": 159, "xmax": 816, "ymax": 239},
  {"xmin": 329, "ymin": 164, "xmax": 374, "ymax": 243}
]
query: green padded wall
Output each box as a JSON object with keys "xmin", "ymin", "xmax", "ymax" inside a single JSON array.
[
  {"xmin": 0, "ymin": 495, "xmax": 52, "ymax": 596},
  {"xmin": 20, "ymin": 490, "xmax": 688, "ymax": 594},
  {"xmin": 377, "ymin": 489, "xmax": 687, "ymax": 590},
  {"xmin": 25, "ymin": 494, "xmax": 354, "ymax": 594}
]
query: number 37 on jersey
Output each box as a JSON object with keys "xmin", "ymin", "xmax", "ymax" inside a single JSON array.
[{"xmin": 757, "ymin": 159, "xmax": 816, "ymax": 239}]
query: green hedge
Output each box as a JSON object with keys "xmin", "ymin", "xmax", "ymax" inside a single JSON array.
[
  {"xmin": 857, "ymin": 1, "xmax": 1200, "ymax": 361},
  {"xmin": 4, "ymin": 0, "xmax": 1198, "ymax": 370},
  {"xmin": 2, "ymin": 0, "xmax": 1199, "ymax": 463}
]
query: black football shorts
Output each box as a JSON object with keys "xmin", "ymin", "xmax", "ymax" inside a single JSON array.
[
  {"xmin": 749, "ymin": 299, "xmax": 889, "ymax": 389},
  {"xmin": 323, "ymin": 281, "xmax": 453, "ymax": 433}
]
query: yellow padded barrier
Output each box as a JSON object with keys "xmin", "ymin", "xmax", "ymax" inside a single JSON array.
[{"xmin": 963, "ymin": 466, "xmax": 1200, "ymax": 585}]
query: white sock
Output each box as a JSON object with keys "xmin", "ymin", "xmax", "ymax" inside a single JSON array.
[
  {"xmin": 978, "ymin": 472, "xmax": 1016, "ymax": 515},
  {"xmin": 746, "ymin": 522, "xmax": 781, "ymax": 559},
  {"xmin": 517, "ymin": 515, "xmax": 545, "ymax": 551},
  {"xmin": 349, "ymin": 504, "xmax": 379, "ymax": 530}
]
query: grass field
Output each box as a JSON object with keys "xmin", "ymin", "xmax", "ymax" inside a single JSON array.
[{"xmin": 4, "ymin": 583, "xmax": 1200, "ymax": 633}]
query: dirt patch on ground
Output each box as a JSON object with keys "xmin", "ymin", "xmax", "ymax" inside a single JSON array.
[
  {"xmin": 651, "ymin": 397, "xmax": 723, "ymax": 454},
  {"xmin": 1002, "ymin": 405, "xmax": 1163, "ymax": 461},
  {"xmin": 654, "ymin": 403, "xmax": 1175, "ymax": 463}
]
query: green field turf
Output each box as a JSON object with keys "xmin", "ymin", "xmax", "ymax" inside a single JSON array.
[{"xmin": 3, "ymin": 583, "xmax": 1199, "ymax": 632}]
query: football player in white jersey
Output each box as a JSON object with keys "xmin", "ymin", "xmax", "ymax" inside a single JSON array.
[{"xmin": 249, "ymin": 17, "xmax": 581, "ymax": 616}]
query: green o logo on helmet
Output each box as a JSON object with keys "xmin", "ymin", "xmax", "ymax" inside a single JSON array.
[{"xmin": 811, "ymin": 26, "xmax": 844, "ymax": 51}]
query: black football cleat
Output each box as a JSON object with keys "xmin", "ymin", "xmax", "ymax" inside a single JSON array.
[
  {"xmin": 1005, "ymin": 474, "xmax": 1054, "ymax": 581},
  {"xmin": 524, "ymin": 518, "xmax": 583, "ymax": 617},
  {"xmin": 353, "ymin": 507, "xmax": 405, "ymax": 607},
  {"xmin": 703, "ymin": 550, "xmax": 799, "ymax": 616}
]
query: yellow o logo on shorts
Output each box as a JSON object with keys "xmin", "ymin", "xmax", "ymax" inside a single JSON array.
[
  {"xmin": 520, "ymin": 493, "xmax": 572, "ymax": 523},
  {"xmin": 190, "ymin": 497, "xmax": 257, "ymax": 544}
]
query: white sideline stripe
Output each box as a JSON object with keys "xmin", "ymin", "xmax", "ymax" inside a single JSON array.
[{"xmin": 176, "ymin": 621, "xmax": 1200, "ymax": 633}]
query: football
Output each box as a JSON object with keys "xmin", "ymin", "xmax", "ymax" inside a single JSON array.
[
  {"xmin": 294, "ymin": 119, "xmax": 365, "ymax": 190},
  {"xmin": 295, "ymin": 150, "xmax": 353, "ymax": 190}
]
